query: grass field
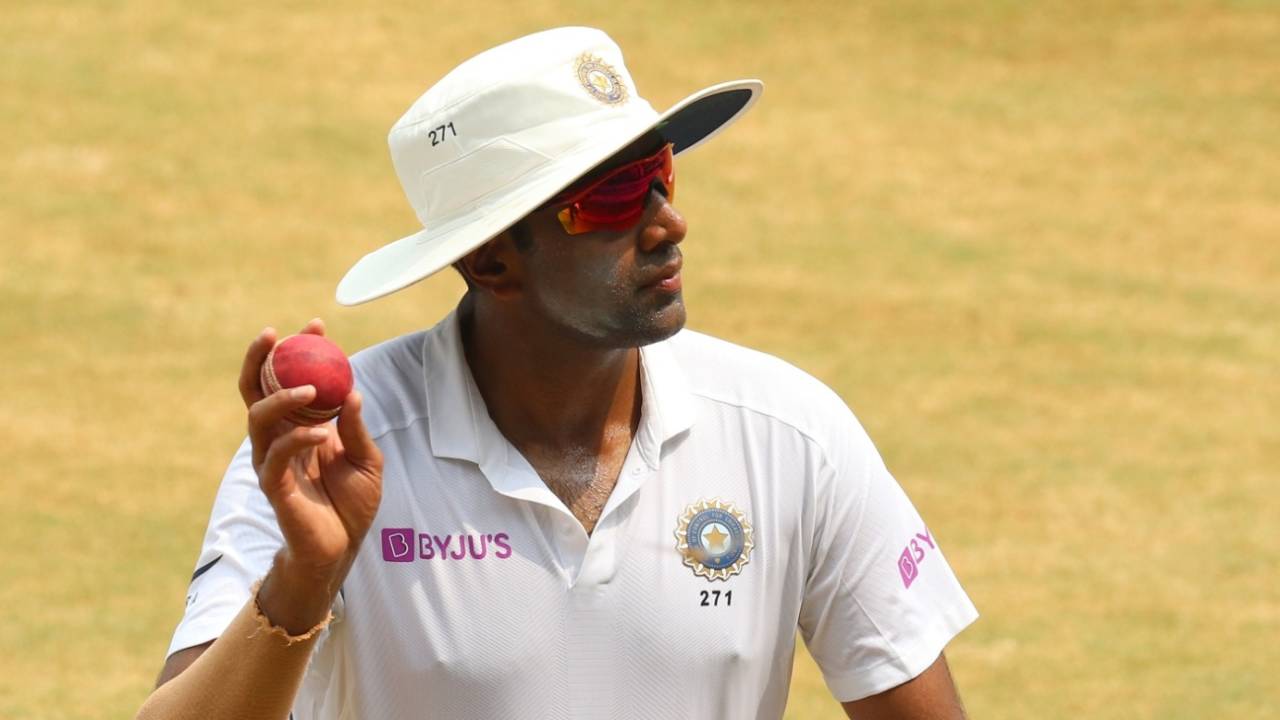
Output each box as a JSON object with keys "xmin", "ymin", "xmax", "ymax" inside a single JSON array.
[{"xmin": 2, "ymin": 1, "xmax": 1278, "ymax": 718}]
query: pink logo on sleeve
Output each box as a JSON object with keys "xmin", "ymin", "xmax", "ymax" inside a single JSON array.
[
  {"xmin": 898, "ymin": 548, "xmax": 920, "ymax": 588},
  {"xmin": 382, "ymin": 528, "xmax": 415, "ymax": 562},
  {"xmin": 897, "ymin": 528, "xmax": 936, "ymax": 589}
]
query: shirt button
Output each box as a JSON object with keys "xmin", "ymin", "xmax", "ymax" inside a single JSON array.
[{"xmin": 631, "ymin": 467, "xmax": 642, "ymax": 475}]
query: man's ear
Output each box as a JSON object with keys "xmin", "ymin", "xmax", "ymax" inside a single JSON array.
[{"xmin": 456, "ymin": 232, "xmax": 524, "ymax": 300}]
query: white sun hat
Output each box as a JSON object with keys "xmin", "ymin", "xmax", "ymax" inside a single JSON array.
[{"xmin": 335, "ymin": 26, "xmax": 762, "ymax": 306}]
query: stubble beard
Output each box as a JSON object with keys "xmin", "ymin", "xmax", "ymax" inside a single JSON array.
[{"xmin": 542, "ymin": 287, "xmax": 687, "ymax": 351}]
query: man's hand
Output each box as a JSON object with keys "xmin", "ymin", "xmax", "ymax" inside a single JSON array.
[
  {"xmin": 145, "ymin": 319, "xmax": 387, "ymax": 709},
  {"xmin": 239, "ymin": 319, "xmax": 384, "ymax": 632}
]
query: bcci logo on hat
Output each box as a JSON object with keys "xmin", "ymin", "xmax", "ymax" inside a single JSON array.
[
  {"xmin": 575, "ymin": 53, "xmax": 628, "ymax": 105},
  {"xmin": 675, "ymin": 498, "xmax": 754, "ymax": 581}
]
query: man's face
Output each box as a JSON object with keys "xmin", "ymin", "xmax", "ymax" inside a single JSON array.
[{"xmin": 513, "ymin": 137, "xmax": 689, "ymax": 349}]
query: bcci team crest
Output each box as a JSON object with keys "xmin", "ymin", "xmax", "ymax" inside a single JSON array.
[
  {"xmin": 575, "ymin": 53, "xmax": 628, "ymax": 105},
  {"xmin": 675, "ymin": 498, "xmax": 754, "ymax": 581}
]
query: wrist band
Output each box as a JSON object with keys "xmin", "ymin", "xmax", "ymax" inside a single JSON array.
[{"xmin": 249, "ymin": 579, "xmax": 335, "ymax": 646}]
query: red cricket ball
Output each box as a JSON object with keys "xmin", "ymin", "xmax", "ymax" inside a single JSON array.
[{"xmin": 259, "ymin": 334, "xmax": 354, "ymax": 425}]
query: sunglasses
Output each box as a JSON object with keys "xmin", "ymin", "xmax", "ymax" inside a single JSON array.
[{"xmin": 544, "ymin": 143, "xmax": 675, "ymax": 235}]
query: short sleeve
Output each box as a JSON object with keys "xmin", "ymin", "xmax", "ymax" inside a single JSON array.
[
  {"xmin": 166, "ymin": 437, "xmax": 283, "ymax": 658},
  {"xmin": 798, "ymin": 412, "xmax": 978, "ymax": 702}
]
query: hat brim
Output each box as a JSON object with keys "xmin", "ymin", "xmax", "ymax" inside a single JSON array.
[{"xmin": 336, "ymin": 79, "xmax": 763, "ymax": 306}]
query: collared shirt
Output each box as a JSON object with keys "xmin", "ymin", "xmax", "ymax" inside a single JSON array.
[{"xmin": 171, "ymin": 310, "xmax": 977, "ymax": 719}]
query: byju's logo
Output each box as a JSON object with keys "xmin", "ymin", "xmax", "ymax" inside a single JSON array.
[
  {"xmin": 897, "ymin": 548, "xmax": 920, "ymax": 588},
  {"xmin": 897, "ymin": 528, "xmax": 937, "ymax": 589},
  {"xmin": 382, "ymin": 528, "xmax": 415, "ymax": 563},
  {"xmin": 380, "ymin": 528, "xmax": 512, "ymax": 562}
]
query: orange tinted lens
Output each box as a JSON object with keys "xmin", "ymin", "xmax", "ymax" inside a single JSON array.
[{"xmin": 555, "ymin": 145, "xmax": 674, "ymax": 235}]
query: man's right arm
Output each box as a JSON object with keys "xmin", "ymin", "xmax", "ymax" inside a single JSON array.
[
  {"xmin": 154, "ymin": 643, "xmax": 211, "ymax": 689},
  {"xmin": 139, "ymin": 554, "xmax": 344, "ymax": 720},
  {"xmin": 137, "ymin": 322, "xmax": 383, "ymax": 719}
]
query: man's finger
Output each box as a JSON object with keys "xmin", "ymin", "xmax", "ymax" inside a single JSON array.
[
  {"xmin": 301, "ymin": 317, "xmax": 326, "ymax": 337},
  {"xmin": 258, "ymin": 425, "xmax": 329, "ymax": 499},
  {"xmin": 238, "ymin": 327, "xmax": 278, "ymax": 408},
  {"xmin": 336, "ymin": 391, "xmax": 382, "ymax": 470},
  {"xmin": 248, "ymin": 385, "xmax": 317, "ymax": 468}
]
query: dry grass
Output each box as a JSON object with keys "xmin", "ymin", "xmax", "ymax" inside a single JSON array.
[{"xmin": 2, "ymin": 1, "xmax": 1277, "ymax": 718}]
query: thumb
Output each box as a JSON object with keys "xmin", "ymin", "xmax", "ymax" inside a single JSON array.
[{"xmin": 336, "ymin": 391, "xmax": 382, "ymax": 470}]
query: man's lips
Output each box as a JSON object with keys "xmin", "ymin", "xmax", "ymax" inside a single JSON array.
[{"xmin": 641, "ymin": 258, "xmax": 683, "ymax": 293}]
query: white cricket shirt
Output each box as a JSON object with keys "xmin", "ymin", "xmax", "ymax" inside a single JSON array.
[{"xmin": 170, "ymin": 310, "xmax": 978, "ymax": 719}]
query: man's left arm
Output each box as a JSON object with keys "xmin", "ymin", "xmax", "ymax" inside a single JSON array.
[
  {"xmin": 840, "ymin": 653, "xmax": 967, "ymax": 720},
  {"xmin": 797, "ymin": 399, "xmax": 978, "ymax": 714}
]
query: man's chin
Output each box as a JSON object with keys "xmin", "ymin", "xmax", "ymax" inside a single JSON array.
[
  {"xmin": 566, "ymin": 295, "xmax": 687, "ymax": 349},
  {"xmin": 630, "ymin": 298, "xmax": 686, "ymax": 347}
]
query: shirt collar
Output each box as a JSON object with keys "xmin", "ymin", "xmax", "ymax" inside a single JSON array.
[
  {"xmin": 422, "ymin": 309, "xmax": 696, "ymax": 470},
  {"xmin": 634, "ymin": 337, "xmax": 695, "ymax": 468},
  {"xmin": 422, "ymin": 309, "xmax": 500, "ymax": 466}
]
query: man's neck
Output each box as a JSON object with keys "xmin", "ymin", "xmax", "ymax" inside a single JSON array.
[{"xmin": 459, "ymin": 296, "xmax": 642, "ymax": 451}]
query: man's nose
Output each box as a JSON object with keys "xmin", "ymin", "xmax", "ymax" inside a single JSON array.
[{"xmin": 639, "ymin": 189, "xmax": 688, "ymax": 252}]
